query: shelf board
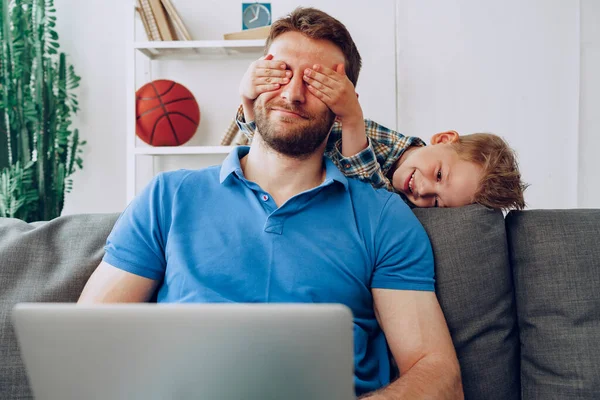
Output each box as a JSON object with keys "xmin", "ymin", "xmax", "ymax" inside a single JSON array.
[
  {"xmin": 134, "ymin": 40, "xmax": 265, "ymax": 59},
  {"xmin": 134, "ymin": 146, "xmax": 235, "ymax": 155}
]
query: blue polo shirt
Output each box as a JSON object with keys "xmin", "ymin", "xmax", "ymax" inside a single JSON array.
[{"xmin": 104, "ymin": 147, "xmax": 434, "ymax": 396}]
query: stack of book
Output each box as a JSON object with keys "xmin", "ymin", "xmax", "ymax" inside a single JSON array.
[{"xmin": 136, "ymin": 0, "xmax": 191, "ymax": 41}]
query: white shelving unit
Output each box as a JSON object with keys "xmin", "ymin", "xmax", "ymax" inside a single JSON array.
[
  {"xmin": 126, "ymin": 3, "xmax": 264, "ymax": 203},
  {"xmin": 134, "ymin": 40, "xmax": 265, "ymax": 59}
]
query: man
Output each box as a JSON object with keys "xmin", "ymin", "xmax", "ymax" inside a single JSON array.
[{"xmin": 79, "ymin": 7, "xmax": 463, "ymax": 399}]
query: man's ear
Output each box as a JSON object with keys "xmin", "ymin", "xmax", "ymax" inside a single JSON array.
[{"xmin": 430, "ymin": 130, "xmax": 459, "ymax": 145}]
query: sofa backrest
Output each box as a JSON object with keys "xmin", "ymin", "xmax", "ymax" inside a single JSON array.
[
  {"xmin": 506, "ymin": 209, "xmax": 600, "ymax": 399},
  {"xmin": 414, "ymin": 205, "xmax": 520, "ymax": 400},
  {"xmin": 0, "ymin": 213, "xmax": 119, "ymax": 399}
]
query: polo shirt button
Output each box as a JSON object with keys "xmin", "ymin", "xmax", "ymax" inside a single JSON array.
[
  {"xmin": 262, "ymin": 194, "xmax": 269, "ymax": 201},
  {"xmin": 344, "ymin": 163, "xmax": 351, "ymax": 169}
]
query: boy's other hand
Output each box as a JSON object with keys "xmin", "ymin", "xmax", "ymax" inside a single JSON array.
[
  {"xmin": 239, "ymin": 54, "xmax": 291, "ymax": 103},
  {"xmin": 303, "ymin": 63, "xmax": 364, "ymax": 126}
]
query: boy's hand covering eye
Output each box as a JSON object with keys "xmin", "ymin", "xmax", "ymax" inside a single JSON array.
[
  {"xmin": 302, "ymin": 63, "xmax": 363, "ymax": 125},
  {"xmin": 239, "ymin": 54, "xmax": 291, "ymax": 101}
]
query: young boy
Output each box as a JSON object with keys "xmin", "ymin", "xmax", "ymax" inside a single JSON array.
[{"xmin": 237, "ymin": 55, "xmax": 526, "ymax": 210}]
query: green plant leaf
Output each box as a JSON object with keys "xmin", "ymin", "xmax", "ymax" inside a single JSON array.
[{"xmin": 0, "ymin": 0, "xmax": 83, "ymax": 221}]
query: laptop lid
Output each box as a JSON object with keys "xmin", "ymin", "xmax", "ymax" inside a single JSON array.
[{"xmin": 12, "ymin": 303, "xmax": 354, "ymax": 400}]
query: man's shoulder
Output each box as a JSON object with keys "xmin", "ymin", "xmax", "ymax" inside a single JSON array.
[
  {"xmin": 344, "ymin": 178, "xmax": 431, "ymax": 268},
  {"xmin": 345, "ymin": 178, "xmax": 412, "ymax": 216},
  {"xmin": 160, "ymin": 165, "xmax": 220, "ymax": 183},
  {"xmin": 153, "ymin": 166, "xmax": 222, "ymax": 194}
]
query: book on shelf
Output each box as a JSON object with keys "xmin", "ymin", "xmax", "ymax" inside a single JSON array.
[
  {"xmin": 136, "ymin": 0, "xmax": 192, "ymax": 41},
  {"xmin": 135, "ymin": 6, "xmax": 152, "ymax": 40},
  {"xmin": 161, "ymin": 0, "xmax": 192, "ymax": 40},
  {"xmin": 223, "ymin": 25, "xmax": 271, "ymax": 40},
  {"xmin": 138, "ymin": 0, "xmax": 161, "ymax": 41},
  {"xmin": 148, "ymin": 0, "xmax": 174, "ymax": 41}
]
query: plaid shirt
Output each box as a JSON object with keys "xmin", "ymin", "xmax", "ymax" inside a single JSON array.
[{"xmin": 235, "ymin": 106, "xmax": 426, "ymax": 192}]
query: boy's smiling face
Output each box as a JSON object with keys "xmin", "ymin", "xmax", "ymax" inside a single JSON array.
[{"xmin": 391, "ymin": 131, "xmax": 483, "ymax": 208}]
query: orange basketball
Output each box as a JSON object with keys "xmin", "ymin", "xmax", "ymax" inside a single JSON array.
[{"xmin": 135, "ymin": 79, "xmax": 200, "ymax": 146}]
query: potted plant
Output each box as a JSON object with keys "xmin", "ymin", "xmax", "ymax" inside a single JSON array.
[{"xmin": 0, "ymin": 0, "xmax": 85, "ymax": 222}]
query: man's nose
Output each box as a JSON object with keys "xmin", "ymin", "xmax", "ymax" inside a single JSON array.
[{"xmin": 280, "ymin": 74, "xmax": 305, "ymax": 103}]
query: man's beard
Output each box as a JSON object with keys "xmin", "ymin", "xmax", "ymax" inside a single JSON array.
[{"xmin": 253, "ymin": 99, "xmax": 335, "ymax": 158}]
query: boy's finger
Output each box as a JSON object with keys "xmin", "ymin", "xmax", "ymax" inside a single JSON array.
[
  {"xmin": 256, "ymin": 67, "xmax": 290, "ymax": 78},
  {"xmin": 256, "ymin": 60, "xmax": 289, "ymax": 71},
  {"xmin": 304, "ymin": 68, "xmax": 337, "ymax": 91},
  {"xmin": 255, "ymin": 83, "xmax": 281, "ymax": 92},
  {"xmin": 258, "ymin": 76, "xmax": 289, "ymax": 85},
  {"xmin": 303, "ymin": 75, "xmax": 333, "ymax": 99},
  {"xmin": 312, "ymin": 64, "xmax": 340, "ymax": 80},
  {"xmin": 306, "ymin": 84, "xmax": 332, "ymax": 103},
  {"xmin": 256, "ymin": 54, "xmax": 286, "ymax": 70}
]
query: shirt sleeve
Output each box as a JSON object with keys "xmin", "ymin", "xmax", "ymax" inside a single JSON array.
[
  {"xmin": 102, "ymin": 174, "xmax": 168, "ymax": 281},
  {"xmin": 328, "ymin": 119, "xmax": 426, "ymax": 192},
  {"xmin": 329, "ymin": 137, "xmax": 394, "ymax": 191},
  {"xmin": 370, "ymin": 194, "xmax": 435, "ymax": 291},
  {"xmin": 235, "ymin": 104, "xmax": 256, "ymax": 142}
]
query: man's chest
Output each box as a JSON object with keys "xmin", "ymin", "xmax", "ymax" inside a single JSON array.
[{"xmin": 162, "ymin": 203, "xmax": 375, "ymax": 310}]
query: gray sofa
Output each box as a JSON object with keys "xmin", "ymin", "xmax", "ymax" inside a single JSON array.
[{"xmin": 1, "ymin": 206, "xmax": 599, "ymax": 399}]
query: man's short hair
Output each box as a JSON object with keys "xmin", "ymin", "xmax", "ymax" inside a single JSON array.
[
  {"xmin": 452, "ymin": 133, "xmax": 528, "ymax": 211},
  {"xmin": 265, "ymin": 7, "xmax": 362, "ymax": 87}
]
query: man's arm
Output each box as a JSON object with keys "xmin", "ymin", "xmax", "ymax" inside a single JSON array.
[
  {"xmin": 78, "ymin": 261, "xmax": 159, "ymax": 303},
  {"xmin": 361, "ymin": 289, "xmax": 463, "ymax": 400}
]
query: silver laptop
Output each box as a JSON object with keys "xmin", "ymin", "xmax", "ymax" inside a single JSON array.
[{"xmin": 12, "ymin": 303, "xmax": 354, "ymax": 400}]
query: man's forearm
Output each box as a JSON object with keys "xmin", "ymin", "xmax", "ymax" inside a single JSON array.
[{"xmin": 360, "ymin": 354, "xmax": 463, "ymax": 400}]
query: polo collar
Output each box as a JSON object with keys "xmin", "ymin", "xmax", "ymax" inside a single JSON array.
[{"xmin": 219, "ymin": 146, "xmax": 349, "ymax": 190}]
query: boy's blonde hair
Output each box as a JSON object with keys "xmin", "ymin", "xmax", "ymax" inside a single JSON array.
[{"xmin": 451, "ymin": 134, "xmax": 527, "ymax": 211}]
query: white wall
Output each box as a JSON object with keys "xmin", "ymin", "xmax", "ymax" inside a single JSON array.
[
  {"xmin": 579, "ymin": 0, "xmax": 600, "ymax": 208},
  {"xmin": 57, "ymin": 0, "xmax": 130, "ymax": 214},
  {"xmin": 58, "ymin": 0, "xmax": 593, "ymax": 214}
]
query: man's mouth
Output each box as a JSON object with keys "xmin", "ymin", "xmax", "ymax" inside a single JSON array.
[{"xmin": 271, "ymin": 107, "xmax": 308, "ymax": 119}]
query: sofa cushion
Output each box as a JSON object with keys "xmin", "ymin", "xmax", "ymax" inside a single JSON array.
[
  {"xmin": 506, "ymin": 209, "xmax": 600, "ymax": 400},
  {"xmin": 0, "ymin": 213, "xmax": 119, "ymax": 400},
  {"xmin": 414, "ymin": 205, "xmax": 520, "ymax": 400}
]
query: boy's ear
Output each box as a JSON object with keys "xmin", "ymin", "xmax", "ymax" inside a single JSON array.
[{"xmin": 431, "ymin": 130, "xmax": 459, "ymax": 145}]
